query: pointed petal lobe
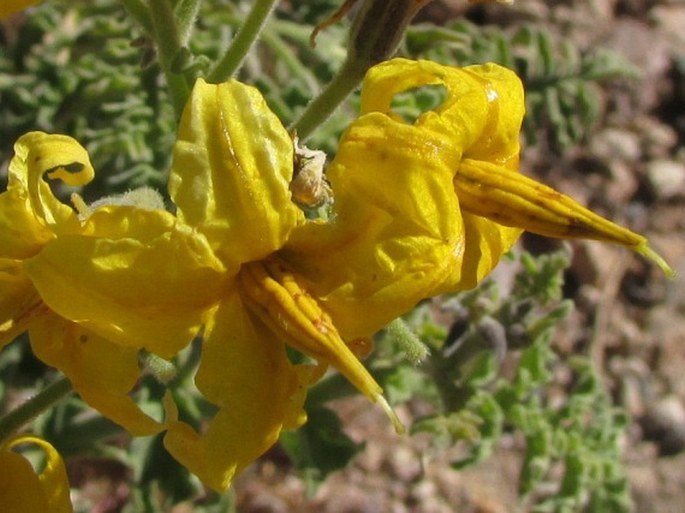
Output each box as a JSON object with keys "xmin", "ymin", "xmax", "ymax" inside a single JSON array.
[
  {"xmin": 29, "ymin": 312, "xmax": 163, "ymax": 436},
  {"xmin": 163, "ymin": 288, "xmax": 314, "ymax": 491}
]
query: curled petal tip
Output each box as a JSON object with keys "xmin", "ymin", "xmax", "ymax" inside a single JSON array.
[
  {"xmin": 636, "ymin": 242, "xmax": 676, "ymax": 279},
  {"xmin": 376, "ymin": 393, "xmax": 405, "ymax": 435}
]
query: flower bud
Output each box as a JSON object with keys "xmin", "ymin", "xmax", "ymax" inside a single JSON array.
[
  {"xmin": 348, "ymin": 0, "xmax": 433, "ymax": 67},
  {"xmin": 311, "ymin": 0, "xmax": 433, "ymax": 65}
]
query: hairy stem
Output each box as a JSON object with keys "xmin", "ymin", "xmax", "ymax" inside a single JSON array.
[
  {"xmin": 119, "ymin": 0, "xmax": 154, "ymax": 34},
  {"xmin": 148, "ymin": 0, "xmax": 191, "ymax": 117},
  {"xmin": 208, "ymin": 0, "xmax": 279, "ymax": 82},
  {"xmin": 289, "ymin": 59, "xmax": 366, "ymax": 140},
  {"xmin": 0, "ymin": 376, "xmax": 73, "ymax": 445}
]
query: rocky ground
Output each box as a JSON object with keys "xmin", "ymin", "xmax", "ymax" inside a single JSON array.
[{"xmin": 232, "ymin": 1, "xmax": 685, "ymax": 512}]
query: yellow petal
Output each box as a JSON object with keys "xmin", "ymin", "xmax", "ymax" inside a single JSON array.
[
  {"xmin": 0, "ymin": 187, "xmax": 53, "ymax": 260},
  {"xmin": 458, "ymin": 213, "xmax": 522, "ymax": 290},
  {"xmin": 170, "ymin": 79, "xmax": 303, "ymax": 268},
  {"xmin": 163, "ymin": 288, "xmax": 314, "ymax": 491},
  {"xmin": 360, "ymin": 59, "xmax": 524, "ymax": 164},
  {"xmin": 0, "ymin": 451, "xmax": 48, "ymax": 512},
  {"xmin": 458, "ymin": 63, "xmax": 525, "ymax": 167},
  {"xmin": 7, "ymin": 132, "xmax": 93, "ymax": 233},
  {"xmin": 0, "ymin": 258, "xmax": 43, "ymax": 348},
  {"xmin": 359, "ymin": 58, "xmax": 452, "ymax": 115},
  {"xmin": 1, "ymin": 435, "xmax": 73, "ymax": 513},
  {"xmin": 282, "ymin": 60, "xmax": 529, "ymax": 338},
  {"xmin": 284, "ymin": 112, "xmax": 465, "ymax": 340},
  {"xmin": 24, "ymin": 207, "xmax": 227, "ymax": 358},
  {"xmin": 29, "ymin": 312, "xmax": 163, "ymax": 436}
]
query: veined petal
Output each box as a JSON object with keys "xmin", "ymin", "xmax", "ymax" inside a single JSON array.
[
  {"xmin": 24, "ymin": 207, "xmax": 227, "ymax": 358},
  {"xmin": 0, "ymin": 435, "xmax": 73, "ymax": 513},
  {"xmin": 284, "ymin": 112, "xmax": 465, "ymax": 339},
  {"xmin": 29, "ymin": 312, "xmax": 163, "ymax": 436},
  {"xmin": 169, "ymin": 79, "xmax": 303, "ymax": 268},
  {"xmin": 164, "ymin": 288, "xmax": 315, "ymax": 492}
]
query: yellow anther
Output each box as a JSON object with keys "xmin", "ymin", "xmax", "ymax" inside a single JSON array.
[
  {"xmin": 238, "ymin": 258, "xmax": 404, "ymax": 433},
  {"xmin": 454, "ymin": 159, "xmax": 675, "ymax": 277}
]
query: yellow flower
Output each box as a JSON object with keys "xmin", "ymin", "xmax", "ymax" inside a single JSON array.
[
  {"xmin": 0, "ymin": 0, "xmax": 41, "ymax": 19},
  {"xmin": 4, "ymin": 59, "xmax": 671, "ymax": 493},
  {"xmin": 0, "ymin": 132, "xmax": 208, "ymax": 437},
  {"xmin": 283, "ymin": 60, "xmax": 525, "ymax": 339},
  {"xmin": 0, "ymin": 434, "xmax": 73, "ymax": 513},
  {"xmin": 284, "ymin": 59, "xmax": 672, "ymax": 339},
  {"xmin": 17, "ymin": 80, "xmax": 402, "ymax": 491}
]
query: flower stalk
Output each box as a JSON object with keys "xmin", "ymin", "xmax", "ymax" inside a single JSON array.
[
  {"xmin": 148, "ymin": 0, "xmax": 192, "ymax": 117},
  {"xmin": 0, "ymin": 376, "xmax": 73, "ymax": 446},
  {"xmin": 119, "ymin": 0, "xmax": 154, "ymax": 34},
  {"xmin": 208, "ymin": 0, "xmax": 280, "ymax": 82},
  {"xmin": 290, "ymin": 58, "xmax": 368, "ymax": 139},
  {"xmin": 291, "ymin": 0, "xmax": 433, "ymax": 139}
]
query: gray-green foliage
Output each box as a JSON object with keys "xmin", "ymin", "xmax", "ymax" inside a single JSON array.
[
  {"xmin": 404, "ymin": 20, "xmax": 639, "ymax": 151},
  {"xmin": 286, "ymin": 249, "xmax": 632, "ymax": 510},
  {"xmin": 0, "ymin": 0, "xmax": 353, "ymax": 194},
  {"xmin": 0, "ymin": 0, "xmax": 175, "ymax": 194},
  {"xmin": 389, "ymin": 249, "xmax": 632, "ymax": 513},
  {"xmin": 1, "ymin": 4, "xmax": 635, "ymax": 191}
]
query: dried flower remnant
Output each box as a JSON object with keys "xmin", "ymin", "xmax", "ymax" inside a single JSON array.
[{"xmin": 291, "ymin": 136, "xmax": 332, "ymax": 208}]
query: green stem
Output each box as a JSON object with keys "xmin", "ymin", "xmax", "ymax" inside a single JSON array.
[
  {"xmin": 289, "ymin": 59, "xmax": 367, "ymax": 140},
  {"xmin": 261, "ymin": 28, "xmax": 320, "ymax": 95},
  {"xmin": 174, "ymin": 0, "xmax": 202, "ymax": 44},
  {"xmin": 289, "ymin": 0, "xmax": 430, "ymax": 139},
  {"xmin": 170, "ymin": 338, "xmax": 202, "ymax": 386},
  {"xmin": 119, "ymin": 0, "xmax": 154, "ymax": 34},
  {"xmin": 0, "ymin": 376, "xmax": 73, "ymax": 445},
  {"xmin": 148, "ymin": 0, "xmax": 191, "ymax": 117},
  {"xmin": 270, "ymin": 18, "xmax": 314, "ymax": 45},
  {"xmin": 207, "ymin": 0, "xmax": 279, "ymax": 83}
]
